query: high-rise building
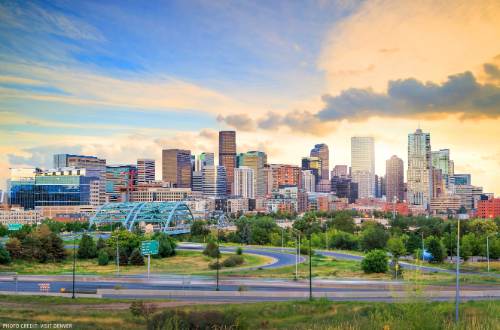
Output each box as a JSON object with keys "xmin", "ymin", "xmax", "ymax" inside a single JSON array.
[
  {"xmin": 331, "ymin": 176, "xmax": 358, "ymax": 203},
  {"xmin": 477, "ymin": 198, "xmax": 500, "ymax": 218},
  {"xmin": 331, "ymin": 165, "xmax": 348, "ymax": 178},
  {"xmin": 351, "ymin": 137, "xmax": 375, "ymax": 199},
  {"xmin": 162, "ymin": 149, "xmax": 192, "ymax": 188},
  {"xmin": 301, "ymin": 170, "xmax": 316, "ymax": 193},
  {"xmin": 432, "ymin": 168, "xmax": 445, "ymax": 198},
  {"xmin": 431, "ymin": 149, "xmax": 454, "ymax": 187},
  {"xmin": 385, "ymin": 155, "xmax": 404, "ymax": 202},
  {"xmin": 106, "ymin": 165, "xmax": 137, "ymax": 202},
  {"xmin": 450, "ymin": 174, "xmax": 471, "ymax": 186},
  {"xmin": 219, "ymin": 131, "xmax": 236, "ymax": 195},
  {"xmin": 202, "ymin": 165, "xmax": 227, "ymax": 198},
  {"xmin": 270, "ymin": 164, "xmax": 302, "ymax": 190},
  {"xmin": 195, "ymin": 152, "xmax": 215, "ymax": 171},
  {"xmin": 375, "ymin": 175, "xmax": 385, "ymax": 198},
  {"xmin": 301, "ymin": 157, "xmax": 322, "ymax": 183},
  {"xmin": 137, "ymin": 159, "xmax": 155, "ymax": 184},
  {"xmin": 310, "ymin": 144, "xmax": 329, "ymax": 181},
  {"xmin": 54, "ymin": 154, "xmax": 107, "ymax": 205},
  {"xmin": 233, "ymin": 167, "xmax": 254, "ymax": 198},
  {"xmin": 407, "ymin": 128, "xmax": 432, "ymax": 209},
  {"xmin": 237, "ymin": 151, "xmax": 267, "ymax": 198}
]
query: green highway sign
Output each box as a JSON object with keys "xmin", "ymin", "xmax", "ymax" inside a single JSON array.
[
  {"xmin": 141, "ymin": 240, "xmax": 159, "ymax": 256},
  {"xmin": 7, "ymin": 224, "xmax": 23, "ymax": 231}
]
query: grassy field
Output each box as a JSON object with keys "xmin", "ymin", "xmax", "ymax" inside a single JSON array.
[
  {"xmin": 0, "ymin": 295, "xmax": 498, "ymax": 329},
  {"xmin": 0, "ymin": 250, "xmax": 271, "ymax": 275}
]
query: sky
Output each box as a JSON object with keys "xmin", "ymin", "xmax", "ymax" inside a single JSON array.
[{"xmin": 1, "ymin": 0, "xmax": 500, "ymax": 194}]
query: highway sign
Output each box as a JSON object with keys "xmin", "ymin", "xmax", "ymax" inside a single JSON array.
[
  {"xmin": 141, "ymin": 240, "xmax": 159, "ymax": 256},
  {"xmin": 7, "ymin": 224, "xmax": 23, "ymax": 231}
]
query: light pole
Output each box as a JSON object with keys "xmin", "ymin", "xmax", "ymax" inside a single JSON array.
[
  {"xmin": 308, "ymin": 236, "xmax": 312, "ymax": 301},
  {"xmin": 295, "ymin": 236, "xmax": 298, "ymax": 280},
  {"xmin": 216, "ymin": 228, "xmax": 220, "ymax": 291},
  {"xmin": 455, "ymin": 218, "xmax": 461, "ymax": 324},
  {"xmin": 486, "ymin": 235, "xmax": 491, "ymax": 273},
  {"xmin": 421, "ymin": 232, "xmax": 425, "ymax": 263},
  {"xmin": 281, "ymin": 227, "xmax": 284, "ymax": 253},
  {"xmin": 116, "ymin": 234, "xmax": 120, "ymax": 276},
  {"xmin": 72, "ymin": 231, "xmax": 76, "ymax": 299}
]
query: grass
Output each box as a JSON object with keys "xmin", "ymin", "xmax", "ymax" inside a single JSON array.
[
  {"xmin": 0, "ymin": 295, "xmax": 498, "ymax": 329},
  {"xmin": 0, "ymin": 250, "xmax": 271, "ymax": 275}
]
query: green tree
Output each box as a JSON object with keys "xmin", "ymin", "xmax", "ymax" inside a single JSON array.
[
  {"xmin": 361, "ymin": 249, "xmax": 388, "ymax": 273},
  {"xmin": 360, "ymin": 223, "xmax": 389, "ymax": 251},
  {"xmin": 119, "ymin": 248, "xmax": 129, "ymax": 266},
  {"xmin": 190, "ymin": 220, "xmax": 210, "ymax": 238},
  {"xmin": 387, "ymin": 236, "xmax": 407, "ymax": 260},
  {"xmin": 98, "ymin": 249, "xmax": 109, "ymax": 266},
  {"xmin": 129, "ymin": 248, "xmax": 145, "ymax": 266},
  {"xmin": 329, "ymin": 231, "xmax": 359, "ymax": 250},
  {"xmin": 0, "ymin": 224, "xmax": 8, "ymax": 237},
  {"xmin": 153, "ymin": 233, "xmax": 176, "ymax": 258},
  {"xmin": 96, "ymin": 237, "xmax": 107, "ymax": 251},
  {"xmin": 78, "ymin": 234, "xmax": 97, "ymax": 259},
  {"xmin": 327, "ymin": 212, "xmax": 356, "ymax": 233},
  {"xmin": 425, "ymin": 236, "xmax": 446, "ymax": 263},
  {"xmin": 0, "ymin": 245, "xmax": 11, "ymax": 264},
  {"xmin": 5, "ymin": 238, "xmax": 22, "ymax": 259}
]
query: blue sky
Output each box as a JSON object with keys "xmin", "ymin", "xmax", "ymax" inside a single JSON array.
[{"xmin": 1, "ymin": 0, "xmax": 500, "ymax": 194}]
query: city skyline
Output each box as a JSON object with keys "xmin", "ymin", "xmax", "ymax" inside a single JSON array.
[{"xmin": 1, "ymin": 1, "xmax": 500, "ymax": 194}]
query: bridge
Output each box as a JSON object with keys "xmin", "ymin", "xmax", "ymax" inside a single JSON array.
[{"xmin": 89, "ymin": 201, "xmax": 194, "ymax": 234}]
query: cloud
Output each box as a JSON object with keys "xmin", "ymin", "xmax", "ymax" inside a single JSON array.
[
  {"xmin": 217, "ymin": 114, "xmax": 256, "ymax": 131},
  {"xmin": 0, "ymin": 1, "xmax": 105, "ymax": 41},
  {"xmin": 8, "ymin": 145, "xmax": 84, "ymax": 168},
  {"xmin": 319, "ymin": 0, "xmax": 500, "ymax": 94},
  {"xmin": 318, "ymin": 70, "xmax": 500, "ymax": 121},
  {"xmin": 484, "ymin": 63, "xmax": 500, "ymax": 80}
]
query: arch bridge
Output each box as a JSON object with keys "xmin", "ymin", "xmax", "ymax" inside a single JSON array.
[{"xmin": 89, "ymin": 201, "xmax": 194, "ymax": 234}]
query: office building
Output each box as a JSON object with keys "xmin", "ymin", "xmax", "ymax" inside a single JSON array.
[
  {"xmin": 407, "ymin": 128, "xmax": 432, "ymax": 209},
  {"xmin": 162, "ymin": 149, "xmax": 192, "ymax": 188},
  {"xmin": 385, "ymin": 155, "xmax": 404, "ymax": 202},
  {"xmin": 233, "ymin": 167, "xmax": 254, "ymax": 199},
  {"xmin": 331, "ymin": 176, "xmax": 358, "ymax": 203},
  {"xmin": 195, "ymin": 152, "xmax": 215, "ymax": 171},
  {"xmin": 219, "ymin": 131, "xmax": 237, "ymax": 195},
  {"xmin": 238, "ymin": 151, "xmax": 267, "ymax": 198},
  {"xmin": 106, "ymin": 165, "xmax": 137, "ymax": 202},
  {"xmin": 450, "ymin": 174, "xmax": 471, "ymax": 186},
  {"xmin": 202, "ymin": 165, "xmax": 227, "ymax": 198},
  {"xmin": 477, "ymin": 198, "xmax": 500, "ymax": 218},
  {"xmin": 431, "ymin": 149, "xmax": 454, "ymax": 187},
  {"xmin": 301, "ymin": 157, "xmax": 321, "ymax": 183},
  {"xmin": 310, "ymin": 144, "xmax": 329, "ymax": 181},
  {"xmin": 331, "ymin": 165, "xmax": 348, "ymax": 178},
  {"xmin": 301, "ymin": 170, "xmax": 316, "ymax": 193},
  {"xmin": 270, "ymin": 164, "xmax": 302, "ymax": 190},
  {"xmin": 351, "ymin": 137, "xmax": 375, "ymax": 199},
  {"xmin": 8, "ymin": 168, "xmax": 41, "ymax": 209},
  {"xmin": 137, "ymin": 159, "xmax": 155, "ymax": 183}
]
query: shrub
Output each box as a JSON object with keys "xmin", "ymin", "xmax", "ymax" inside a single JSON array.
[
  {"xmin": 222, "ymin": 255, "xmax": 244, "ymax": 267},
  {"xmin": 96, "ymin": 237, "xmax": 107, "ymax": 251},
  {"xmin": 0, "ymin": 245, "xmax": 11, "ymax": 265},
  {"xmin": 5, "ymin": 238, "xmax": 21, "ymax": 260},
  {"xmin": 203, "ymin": 241, "xmax": 220, "ymax": 258},
  {"xmin": 208, "ymin": 261, "xmax": 222, "ymax": 270},
  {"xmin": 330, "ymin": 231, "xmax": 359, "ymax": 250},
  {"xmin": 300, "ymin": 245, "xmax": 314, "ymax": 256},
  {"xmin": 426, "ymin": 236, "xmax": 446, "ymax": 263},
  {"xmin": 119, "ymin": 248, "xmax": 128, "ymax": 266},
  {"xmin": 148, "ymin": 309, "xmax": 243, "ymax": 330},
  {"xmin": 236, "ymin": 247, "xmax": 243, "ymax": 255},
  {"xmin": 130, "ymin": 301, "xmax": 157, "ymax": 322},
  {"xmin": 97, "ymin": 250, "xmax": 109, "ymax": 266},
  {"xmin": 129, "ymin": 248, "xmax": 145, "ymax": 266},
  {"xmin": 360, "ymin": 224, "xmax": 389, "ymax": 251},
  {"xmin": 361, "ymin": 249, "xmax": 388, "ymax": 273}
]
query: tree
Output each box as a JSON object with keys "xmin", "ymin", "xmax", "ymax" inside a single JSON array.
[
  {"xmin": 78, "ymin": 234, "xmax": 97, "ymax": 259},
  {"xmin": 387, "ymin": 236, "xmax": 407, "ymax": 260},
  {"xmin": 190, "ymin": 220, "xmax": 210, "ymax": 238},
  {"xmin": 129, "ymin": 248, "xmax": 145, "ymax": 266},
  {"xmin": 98, "ymin": 250, "xmax": 109, "ymax": 266},
  {"xmin": 0, "ymin": 225, "xmax": 8, "ymax": 237},
  {"xmin": 96, "ymin": 237, "xmax": 107, "ymax": 251},
  {"xmin": 153, "ymin": 233, "xmax": 176, "ymax": 258},
  {"xmin": 361, "ymin": 250, "xmax": 388, "ymax": 273},
  {"xmin": 327, "ymin": 212, "xmax": 356, "ymax": 233},
  {"xmin": 360, "ymin": 223, "xmax": 389, "ymax": 251},
  {"xmin": 329, "ymin": 231, "xmax": 359, "ymax": 250},
  {"xmin": 425, "ymin": 236, "xmax": 446, "ymax": 263},
  {"xmin": 5, "ymin": 238, "xmax": 22, "ymax": 259},
  {"xmin": 236, "ymin": 247, "xmax": 243, "ymax": 255},
  {"xmin": 119, "ymin": 248, "xmax": 129, "ymax": 266},
  {"xmin": 0, "ymin": 245, "xmax": 11, "ymax": 264},
  {"xmin": 203, "ymin": 241, "xmax": 220, "ymax": 258}
]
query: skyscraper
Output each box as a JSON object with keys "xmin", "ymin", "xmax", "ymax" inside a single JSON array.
[
  {"xmin": 407, "ymin": 128, "xmax": 432, "ymax": 209},
  {"xmin": 238, "ymin": 151, "xmax": 267, "ymax": 198},
  {"xmin": 351, "ymin": 137, "xmax": 375, "ymax": 199},
  {"xmin": 233, "ymin": 166, "xmax": 254, "ymax": 198},
  {"xmin": 219, "ymin": 131, "xmax": 236, "ymax": 195},
  {"xmin": 331, "ymin": 165, "xmax": 348, "ymax": 178},
  {"xmin": 202, "ymin": 165, "xmax": 227, "ymax": 198},
  {"xmin": 431, "ymin": 149, "xmax": 453, "ymax": 187},
  {"xmin": 137, "ymin": 159, "xmax": 155, "ymax": 183},
  {"xmin": 310, "ymin": 144, "xmax": 329, "ymax": 181},
  {"xmin": 162, "ymin": 149, "xmax": 192, "ymax": 188},
  {"xmin": 301, "ymin": 170, "xmax": 315, "ymax": 193},
  {"xmin": 385, "ymin": 155, "xmax": 404, "ymax": 202},
  {"xmin": 195, "ymin": 152, "xmax": 215, "ymax": 171},
  {"xmin": 105, "ymin": 165, "xmax": 137, "ymax": 203},
  {"xmin": 301, "ymin": 157, "xmax": 321, "ymax": 183}
]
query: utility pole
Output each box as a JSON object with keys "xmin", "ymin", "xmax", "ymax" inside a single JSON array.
[
  {"xmin": 116, "ymin": 234, "xmax": 120, "ymax": 276},
  {"xmin": 216, "ymin": 228, "xmax": 220, "ymax": 291},
  {"xmin": 487, "ymin": 235, "xmax": 491, "ymax": 273},
  {"xmin": 281, "ymin": 227, "xmax": 284, "ymax": 253},
  {"xmin": 295, "ymin": 236, "xmax": 298, "ymax": 280},
  {"xmin": 421, "ymin": 232, "xmax": 425, "ymax": 263}
]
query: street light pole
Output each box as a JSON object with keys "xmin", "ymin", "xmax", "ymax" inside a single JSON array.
[
  {"xmin": 455, "ymin": 218, "xmax": 461, "ymax": 324},
  {"xmin": 116, "ymin": 234, "xmax": 120, "ymax": 276},
  {"xmin": 309, "ymin": 236, "xmax": 312, "ymax": 301},
  {"xmin": 281, "ymin": 227, "xmax": 284, "ymax": 253},
  {"xmin": 486, "ymin": 235, "xmax": 490, "ymax": 273},
  {"xmin": 295, "ymin": 236, "xmax": 298, "ymax": 280},
  {"xmin": 421, "ymin": 232, "xmax": 425, "ymax": 263},
  {"xmin": 72, "ymin": 232, "xmax": 76, "ymax": 299},
  {"xmin": 216, "ymin": 228, "xmax": 220, "ymax": 291}
]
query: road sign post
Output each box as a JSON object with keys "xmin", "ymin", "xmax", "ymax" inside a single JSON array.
[{"xmin": 141, "ymin": 240, "xmax": 159, "ymax": 280}]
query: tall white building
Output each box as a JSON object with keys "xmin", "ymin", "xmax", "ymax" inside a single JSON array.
[
  {"xmin": 137, "ymin": 159, "xmax": 155, "ymax": 183},
  {"xmin": 407, "ymin": 128, "xmax": 432, "ymax": 209},
  {"xmin": 351, "ymin": 137, "xmax": 375, "ymax": 198},
  {"xmin": 301, "ymin": 170, "xmax": 316, "ymax": 193},
  {"xmin": 233, "ymin": 167, "xmax": 254, "ymax": 199}
]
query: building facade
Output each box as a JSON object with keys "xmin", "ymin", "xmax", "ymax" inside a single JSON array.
[
  {"xmin": 351, "ymin": 137, "xmax": 375, "ymax": 199},
  {"xmin": 233, "ymin": 167, "xmax": 255, "ymax": 199},
  {"xmin": 310, "ymin": 143, "xmax": 329, "ymax": 181},
  {"xmin": 106, "ymin": 165, "xmax": 137, "ymax": 203},
  {"xmin": 237, "ymin": 151, "xmax": 267, "ymax": 198},
  {"xmin": 407, "ymin": 128, "xmax": 432, "ymax": 210},
  {"xmin": 385, "ymin": 155, "xmax": 404, "ymax": 202},
  {"xmin": 219, "ymin": 131, "xmax": 237, "ymax": 195},
  {"xmin": 202, "ymin": 165, "xmax": 227, "ymax": 198},
  {"xmin": 162, "ymin": 149, "xmax": 192, "ymax": 188},
  {"xmin": 137, "ymin": 159, "xmax": 155, "ymax": 184}
]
